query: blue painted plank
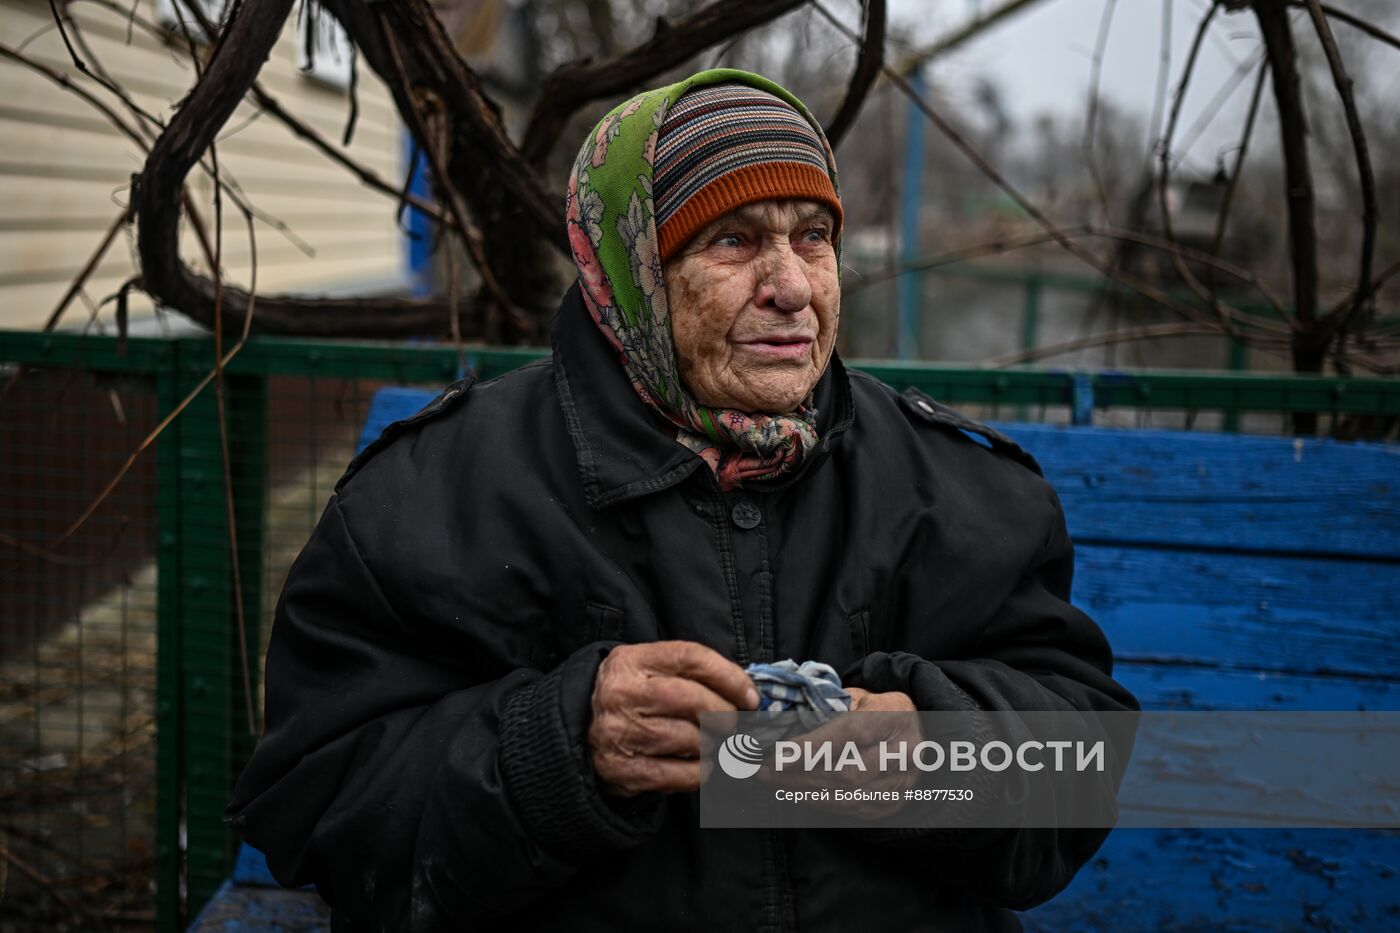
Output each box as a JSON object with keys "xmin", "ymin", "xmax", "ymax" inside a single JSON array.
[
  {"xmin": 995, "ymin": 422, "xmax": 1400, "ymax": 560},
  {"xmin": 233, "ymin": 843, "xmax": 279, "ymax": 888},
  {"xmin": 186, "ymin": 882, "xmax": 330, "ymax": 932},
  {"xmin": 1116, "ymin": 663, "xmax": 1397, "ymax": 712},
  {"xmin": 202, "ymin": 832, "xmax": 1400, "ymax": 933},
  {"xmin": 1074, "ymin": 545, "xmax": 1400, "ymax": 680},
  {"xmin": 356, "ymin": 387, "xmax": 437, "ymax": 455},
  {"xmin": 1024, "ymin": 828, "xmax": 1400, "ymax": 932}
]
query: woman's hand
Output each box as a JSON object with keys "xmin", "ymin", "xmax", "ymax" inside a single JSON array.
[
  {"xmin": 736, "ymin": 685, "xmax": 923, "ymax": 819},
  {"xmin": 589, "ymin": 641, "xmax": 758, "ymax": 797},
  {"xmin": 843, "ymin": 687, "xmax": 917, "ymax": 712}
]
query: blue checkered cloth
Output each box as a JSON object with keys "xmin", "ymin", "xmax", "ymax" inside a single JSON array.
[{"xmin": 746, "ymin": 660, "xmax": 852, "ymax": 725}]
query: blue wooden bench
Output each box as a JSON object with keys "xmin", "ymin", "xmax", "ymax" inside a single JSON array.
[{"xmin": 191, "ymin": 386, "xmax": 1400, "ymax": 931}]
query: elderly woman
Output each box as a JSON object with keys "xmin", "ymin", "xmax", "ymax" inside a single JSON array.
[{"xmin": 229, "ymin": 69, "xmax": 1136, "ymax": 931}]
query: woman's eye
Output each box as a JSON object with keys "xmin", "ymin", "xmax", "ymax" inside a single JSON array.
[
  {"xmin": 802, "ymin": 228, "xmax": 829, "ymax": 243},
  {"xmin": 714, "ymin": 233, "xmax": 743, "ymax": 248}
]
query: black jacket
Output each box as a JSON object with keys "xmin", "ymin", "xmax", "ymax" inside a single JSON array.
[{"xmin": 227, "ymin": 284, "xmax": 1138, "ymax": 932}]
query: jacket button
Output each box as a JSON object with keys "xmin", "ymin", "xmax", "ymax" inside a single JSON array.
[{"xmin": 730, "ymin": 501, "xmax": 761, "ymax": 530}]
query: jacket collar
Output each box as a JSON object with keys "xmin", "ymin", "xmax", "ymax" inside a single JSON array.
[{"xmin": 551, "ymin": 282, "xmax": 854, "ymax": 510}]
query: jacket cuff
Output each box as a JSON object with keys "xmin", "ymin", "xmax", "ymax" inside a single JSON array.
[
  {"xmin": 843, "ymin": 651, "xmax": 1006, "ymax": 851},
  {"xmin": 843, "ymin": 650, "xmax": 982, "ymax": 711},
  {"xmin": 498, "ymin": 641, "xmax": 664, "ymax": 859}
]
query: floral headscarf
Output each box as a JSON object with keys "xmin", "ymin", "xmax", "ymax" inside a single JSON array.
[{"xmin": 564, "ymin": 69, "xmax": 842, "ymax": 492}]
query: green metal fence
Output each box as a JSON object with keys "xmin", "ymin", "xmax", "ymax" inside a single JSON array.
[{"xmin": 0, "ymin": 329, "xmax": 1395, "ymax": 932}]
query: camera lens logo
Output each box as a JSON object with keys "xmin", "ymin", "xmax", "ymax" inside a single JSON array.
[{"xmin": 717, "ymin": 733, "xmax": 764, "ymax": 780}]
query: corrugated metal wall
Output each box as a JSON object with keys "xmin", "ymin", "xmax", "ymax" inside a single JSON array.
[{"xmin": 0, "ymin": 0, "xmax": 405, "ymax": 331}]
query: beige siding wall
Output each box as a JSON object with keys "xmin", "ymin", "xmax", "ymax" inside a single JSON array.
[{"xmin": 0, "ymin": 0, "xmax": 405, "ymax": 331}]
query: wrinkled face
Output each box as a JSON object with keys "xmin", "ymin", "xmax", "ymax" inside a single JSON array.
[{"xmin": 663, "ymin": 199, "xmax": 840, "ymax": 414}]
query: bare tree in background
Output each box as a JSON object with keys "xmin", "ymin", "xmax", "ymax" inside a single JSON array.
[{"xmin": 8, "ymin": 0, "xmax": 1399, "ymax": 380}]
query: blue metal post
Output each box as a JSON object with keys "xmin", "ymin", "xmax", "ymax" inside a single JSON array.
[
  {"xmin": 1224, "ymin": 337, "xmax": 1246, "ymax": 432},
  {"xmin": 404, "ymin": 135, "xmax": 436, "ymax": 298},
  {"xmin": 1072, "ymin": 372, "xmax": 1095, "ymax": 426},
  {"xmin": 897, "ymin": 67, "xmax": 927, "ymax": 361},
  {"xmin": 1015, "ymin": 275, "xmax": 1043, "ymax": 421}
]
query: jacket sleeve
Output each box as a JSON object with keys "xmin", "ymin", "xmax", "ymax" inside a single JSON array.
[
  {"xmin": 225, "ymin": 493, "xmax": 663, "ymax": 928},
  {"xmin": 842, "ymin": 485, "xmax": 1139, "ymax": 911}
]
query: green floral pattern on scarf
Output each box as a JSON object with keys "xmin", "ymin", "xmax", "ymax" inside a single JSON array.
[{"xmin": 565, "ymin": 68, "xmax": 842, "ymax": 491}]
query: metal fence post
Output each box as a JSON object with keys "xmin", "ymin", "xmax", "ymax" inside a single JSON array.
[
  {"xmin": 1072, "ymin": 372, "xmax": 1095, "ymax": 426},
  {"xmin": 155, "ymin": 341, "xmax": 184, "ymax": 933},
  {"xmin": 1224, "ymin": 337, "xmax": 1247, "ymax": 432},
  {"xmin": 1016, "ymin": 275, "xmax": 1043, "ymax": 421},
  {"xmin": 897, "ymin": 67, "xmax": 926, "ymax": 361},
  {"xmin": 156, "ymin": 339, "xmax": 268, "ymax": 928}
]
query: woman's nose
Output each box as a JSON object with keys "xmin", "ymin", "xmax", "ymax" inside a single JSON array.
[{"xmin": 755, "ymin": 245, "xmax": 813, "ymax": 313}]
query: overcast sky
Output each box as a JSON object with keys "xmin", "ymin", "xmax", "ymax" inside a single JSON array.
[{"xmin": 880, "ymin": 0, "xmax": 1393, "ymax": 173}]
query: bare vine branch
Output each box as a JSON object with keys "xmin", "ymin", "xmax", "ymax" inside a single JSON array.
[
  {"xmin": 1083, "ymin": 0, "xmax": 1119, "ymax": 223},
  {"xmin": 891, "ymin": 0, "xmax": 1050, "ymax": 76},
  {"xmin": 0, "ymin": 43, "xmax": 147, "ymax": 150},
  {"xmin": 376, "ymin": 7, "xmax": 513, "ymax": 319},
  {"xmin": 126, "ymin": 0, "xmax": 501, "ymax": 337},
  {"xmin": 520, "ymin": 0, "xmax": 810, "ymax": 166},
  {"xmin": 1253, "ymin": 0, "xmax": 1322, "ymax": 374},
  {"xmin": 1202, "ymin": 57, "xmax": 1268, "ymax": 326},
  {"xmin": 847, "ymin": 223, "xmax": 1292, "ymax": 329},
  {"xmin": 812, "ymin": 1, "xmax": 1289, "ymax": 344},
  {"xmin": 1155, "ymin": 3, "xmax": 1248, "ymax": 339},
  {"xmin": 1289, "ymin": 1, "xmax": 1400, "ymax": 52},
  {"xmin": 822, "ymin": 0, "xmax": 885, "ymax": 149},
  {"xmin": 1303, "ymin": 0, "xmax": 1379, "ymax": 352},
  {"xmin": 985, "ymin": 322, "xmax": 1227, "ymax": 366}
]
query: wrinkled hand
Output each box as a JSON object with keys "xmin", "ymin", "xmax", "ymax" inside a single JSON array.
[
  {"xmin": 590, "ymin": 641, "xmax": 758, "ymax": 797},
  {"xmin": 761, "ymin": 687, "xmax": 922, "ymax": 818},
  {"xmin": 844, "ymin": 687, "xmax": 917, "ymax": 713},
  {"xmin": 831, "ymin": 690, "xmax": 922, "ymax": 789}
]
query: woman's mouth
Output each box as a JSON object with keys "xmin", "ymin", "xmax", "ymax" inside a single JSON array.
[{"xmin": 736, "ymin": 337, "xmax": 814, "ymax": 360}]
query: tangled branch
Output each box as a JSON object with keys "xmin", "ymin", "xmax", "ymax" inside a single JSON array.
[
  {"xmin": 519, "ymin": 0, "xmax": 811, "ymax": 166},
  {"xmin": 823, "ymin": 0, "xmax": 886, "ymax": 148}
]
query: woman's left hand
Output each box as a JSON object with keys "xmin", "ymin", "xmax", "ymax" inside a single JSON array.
[{"xmin": 844, "ymin": 687, "xmax": 917, "ymax": 712}]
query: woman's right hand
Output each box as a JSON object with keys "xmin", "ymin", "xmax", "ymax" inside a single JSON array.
[{"xmin": 588, "ymin": 641, "xmax": 758, "ymax": 796}]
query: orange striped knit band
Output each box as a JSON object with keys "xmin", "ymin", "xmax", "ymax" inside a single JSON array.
[{"xmin": 654, "ymin": 84, "xmax": 843, "ymax": 261}]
